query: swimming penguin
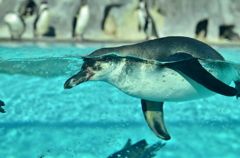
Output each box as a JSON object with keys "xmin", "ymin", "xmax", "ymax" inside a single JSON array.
[
  {"xmin": 137, "ymin": 0, "xmax": 159, "ymax": 40},
  {"xmin": 72, "ymin": 0, "xmax": 90, "ymax": 40},
  {"xmin": 34, "ymin": 0, "xmax": 50, "ymax": 37},
  {"xmin": 3, "ymin": 12, "xmax": 26, "ymax": 40},
  {"xmin": 64, "ymin": 36, "xmax": 240, "ymax": 140},
  {"xmin": 0, "ymin": 100, "xmax": 6, "ymax": 113}
]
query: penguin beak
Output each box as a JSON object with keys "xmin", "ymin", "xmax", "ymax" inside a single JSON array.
[{"xmin": 64, "ymin": 68, "xmax": 94, "ymax": 89}]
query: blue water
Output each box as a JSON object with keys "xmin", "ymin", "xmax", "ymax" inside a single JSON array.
[{"xmin": 0, "ymin": 42, "xmax": 240, "ymax": 158}]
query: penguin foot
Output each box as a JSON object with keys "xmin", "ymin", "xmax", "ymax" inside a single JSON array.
[
  {"xmin": 141, "ymin": 100, "xmax": 171, "ymax": 140},
  {"xmin": 73, "ymin": 35, "xmax": 85, "ymax": 42}
]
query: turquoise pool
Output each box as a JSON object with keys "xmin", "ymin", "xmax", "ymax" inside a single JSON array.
[{"xmin": 0, "ymin": 42, "xmax": 240, "ymax": 158}]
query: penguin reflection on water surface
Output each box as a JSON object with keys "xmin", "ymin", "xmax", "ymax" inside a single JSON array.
[
  {"xmin": 64, "ymin": 36, "xmax": 240, "ymax": 140},
  {"xmin": 72, "ymin": 0, "xmax": 90, "ymax": 40},
  {"xmin": 34, "ymin": 0, "xmax": 50, "ymax": 37},
  {"xmin": 3, "ymin": 12, "xmax": 25, "ymax": 40}
]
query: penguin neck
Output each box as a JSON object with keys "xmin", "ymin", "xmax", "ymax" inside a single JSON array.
[
  {"xmin": 104, "ymin": 59, "xmax": 150, "ymax": 93},
  {"xmin": 39, "ymin": 4, "xmax": 48, "ymax": 14},
  {"xmin": 139, "ymin": 2, "xmax": 145, "ymax": 10},
  {"xmin": 103, "ymin": 59, "xmax": 127, "ymax": 85}
]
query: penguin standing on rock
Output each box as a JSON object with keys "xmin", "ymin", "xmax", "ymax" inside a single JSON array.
[
  {"xmin": 18, "ymin": 0, "xmax": 37, "ymax": 17},
  {"xmin": 72, "ymin": 0, "xmax": 90, "ymax": 40},
  {"xmin": 34, "ymin": 0, "xmax": 50, "ymax": 37},
  {"xmin": 3, "ymin": 12, "xmax": 26, "ymax": 40},
  {"xmin": 138, "ymin": 0, "xmax": 159, "ymax": 40}
]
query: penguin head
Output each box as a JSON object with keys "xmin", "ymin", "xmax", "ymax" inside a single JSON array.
[
  {"xmin": 64, "ymin": 57, "xmax": 119, "ymax": 89},
  {"xmin": 38, "ymin": 0, "xmax": 48, "ymax": 14}
]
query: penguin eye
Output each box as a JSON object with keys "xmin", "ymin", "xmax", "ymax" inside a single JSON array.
[{"xmin": 92, "ymin": 65, "xmax": 101, "ymax": 71}]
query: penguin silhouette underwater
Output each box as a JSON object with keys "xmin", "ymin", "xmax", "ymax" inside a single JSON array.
[
  {"xmin": 0, "ymin": 100, "xmax": 5, "ymax": 113},
  {"xmin": 64, "ymin": 36, "xmax": 240, "ymax": 140}
]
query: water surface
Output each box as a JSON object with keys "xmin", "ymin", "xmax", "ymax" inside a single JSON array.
[{"xmin": 0, "ymin": 42, "xmax": 240, "ymax": 158}]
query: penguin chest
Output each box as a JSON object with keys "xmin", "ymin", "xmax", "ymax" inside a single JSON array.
[
  {"xmin": 75, "ymin": 6, "xmax": 89, "ymax": 34},
  {"xmin": 138, "ymin": 9, "xmax": 147, "ymax": 30},
  {"xmin": 117, "ymin": 68, "xmax": 213, "ymax": 102},
  {"xmin": 108, "ymin": 62, "xmax": 235, "ymax": 102},
  {"xmin": 36, "ymin": 10, "xmax": 50, "ymax": 35}
]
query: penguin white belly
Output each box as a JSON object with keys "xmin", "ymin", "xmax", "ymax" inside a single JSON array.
[
  {"xmin": 4, "ymin": 13, "xmax": 24, "ymax": 37},
  {"xmin": 75, "ymin": 6, "xmax": 89, "ymax": 35},
  {"xmin": 108, "ymin": 61, "xmax": 237, "ymax": 102},
  {"xmin": 146, "ymin": 17, "xmax": 152, "ymax": 37},
  {"xmin": 36, "ymin": 10, "xmax": 49, "ymax": 35},
  {"xmin": 117, "ymin": 67, "xmax": 215, "ymax": 102},
  {"xmin": 138, "ymin": 10, "xmax": 146, "ymax": 31}
]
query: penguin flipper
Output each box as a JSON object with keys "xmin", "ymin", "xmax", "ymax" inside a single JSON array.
[
  {"xmin": 33, "ymin": 15, "xmax": 39, "ymax": 37},
  {"xmin": 164, "ymin": 53, "xmax": 238, "ymax": 96},
  {"xmin": 72, "ymin": 15, "xmax": 77, "ymax": 37},
  {"xmin": 234, "ymin": 81, "xmax": 240, "ymax": 99},
  {"xmin": 0, "ymin": 100, "xmax": 6, "ymax": 113},
  {"xmin": 141, "ymin": 100, "xmax": 170, "ymax": 140},
  {"xmin": 143, "ymin": 20, "xmax": 148, "ymax": 32}
]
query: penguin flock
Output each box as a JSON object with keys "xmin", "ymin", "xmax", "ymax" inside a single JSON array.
[
  {"xmin": 3, "ymin": 0, "xmax": 51, "ymax": 40},
  {"xmin": 3, "ymin": 0, "xmax": 91, "ymax": 40},
  {"xmin": 3, "ymin": 0, "xmax": 159, "ymax": 40}
]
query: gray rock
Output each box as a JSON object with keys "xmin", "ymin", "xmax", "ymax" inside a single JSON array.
[{"xmin": 0, "ymin": 0, "xmax": 240, "ymax": 41}]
